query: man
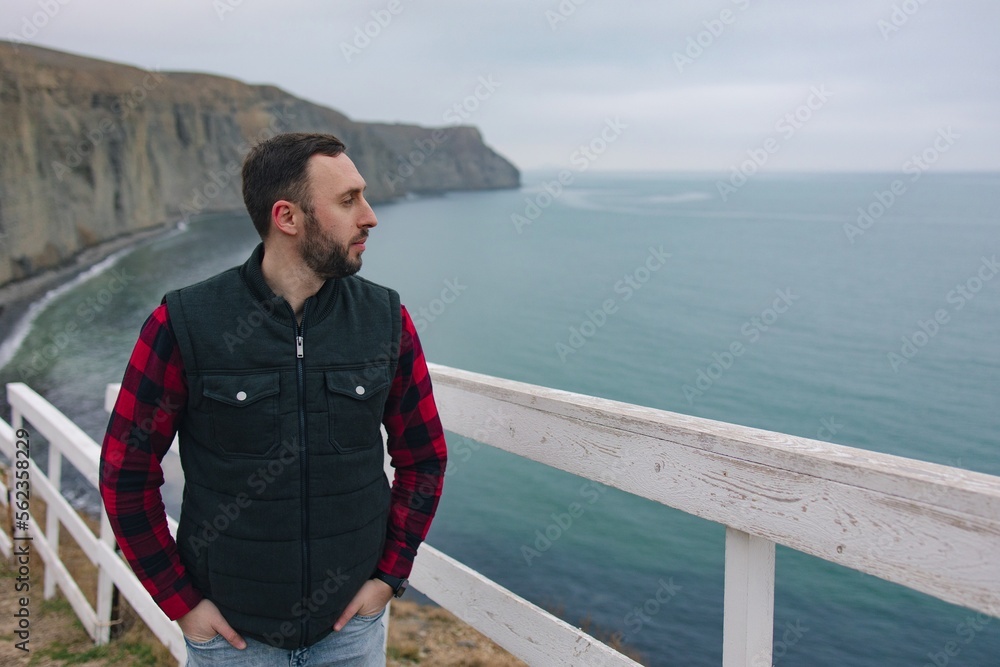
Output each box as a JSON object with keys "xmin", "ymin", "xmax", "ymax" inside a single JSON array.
[{"xmin": 100, "ymin": 132, "xmax": 447, "ymax": 666}]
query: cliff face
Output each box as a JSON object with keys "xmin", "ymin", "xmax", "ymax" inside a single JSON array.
[{"xmin": 0, "ymin": 42, "xmax": 519, "ymax": 287}]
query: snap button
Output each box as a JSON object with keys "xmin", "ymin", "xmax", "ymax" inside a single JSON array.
[
  {"xmin": 236, "ymin": 391, "xmax": 247, "ymax": 401},
  {"xmin": 355, "ymin": 385, "xmax": 365, "ymax": 395}
]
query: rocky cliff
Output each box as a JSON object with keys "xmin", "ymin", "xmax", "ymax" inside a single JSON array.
[{"xmin": 0, "ymin": 42, "xmax": 519, "ymax": 288}]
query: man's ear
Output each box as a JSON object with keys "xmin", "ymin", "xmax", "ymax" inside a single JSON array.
[{"xmin": 270, "ymin": 200, "xmax": 300, "ymax": 237}]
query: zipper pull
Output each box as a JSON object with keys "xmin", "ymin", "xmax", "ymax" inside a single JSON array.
[{"xmin": 296, "ymin": 335, "xmax": 304, "ymax": 358}]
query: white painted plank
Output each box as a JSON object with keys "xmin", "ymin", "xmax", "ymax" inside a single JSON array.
[
  {"xmin": 27, "ymin": 513, "xmax": 100, "ymax": 641},
  {"xmin": 28, "ymin": 456, "xmax": 107, "ymax": 568},
  {"xmin": 427, "ymin": 364, "xmax": 1000, "ymax": 518},
  {"xmin": 104, "ymin": 383, "xmax": 120, "ymax": 415},
  {"xmin": 96, "ymin": 509, "xmax": 116, "ymax": 645},
  {"xmin": 724, "ymin": 528, "xmax": 775, "ymax": 667},
  {"xmin": 426, "ymin": 364, "xmax": 1000, "ymax": 616},
  {"xmin": 0, "ymin": 524, "xmax": 10, "ymax": 558},
  {"xmin": 44, "ymin": 446, "xmax": 63, "ymax": 600},
  {"xmin": 5, "ymin": 388, "xmax": 187, "ymax": 661},
  {"xmin": 7, "ymin": 383, "xmax": 101, "ymax": 489},
  {"xmin": 26, "ymin": 453, "xmax": 184, "ymax": 655},
  {"xmin": 410, "ymin": 544, "xmax": 641, "ymax": 667},
  {"xmin": 0, "ymin": 413, "xmax": 15, "ymax": 458}
]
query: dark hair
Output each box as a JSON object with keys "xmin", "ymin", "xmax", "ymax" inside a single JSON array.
[{"xmin": 241, "ymin": 132, "xmax": 347, "ymax": 239}]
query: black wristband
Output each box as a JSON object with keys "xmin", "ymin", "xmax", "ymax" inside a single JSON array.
[{"xmin": 372, "ymin": 571, "xmax": 408, "ymax": 598}]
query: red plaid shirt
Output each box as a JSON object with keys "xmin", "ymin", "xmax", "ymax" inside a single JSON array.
[{"xmin": 100, "ymin": 302, "xmax": 447, "ymax": 620}]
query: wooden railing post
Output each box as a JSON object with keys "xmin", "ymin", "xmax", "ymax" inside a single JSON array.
[
  {"xmin": 44, "ymin": 439, "xmax": 62, "ymax": 600},
  {"xmin": 723, "ymin": 527, "xmax": 775, "ymax": 667},
  {"xmin": 96, "ymin": 507, "xmax": 116, "ymax": 645}
]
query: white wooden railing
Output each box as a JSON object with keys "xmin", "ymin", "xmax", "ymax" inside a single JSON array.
[
  {"xmin": 0, "ymin": 382, "xmax": 189, "ymax": 662},
  {"xmin": 2, "ymin": 364, "xmax": 1000, "ymax": 666}
]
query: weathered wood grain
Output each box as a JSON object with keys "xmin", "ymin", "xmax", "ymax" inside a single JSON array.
[{"xmin": 427, "ymin": 363, "xmax": 1000, "ymax": 617}]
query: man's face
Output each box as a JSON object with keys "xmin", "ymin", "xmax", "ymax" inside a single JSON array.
[{"xmin": 297, "ymin": 153, "xmax": 377, "ymax": 280}]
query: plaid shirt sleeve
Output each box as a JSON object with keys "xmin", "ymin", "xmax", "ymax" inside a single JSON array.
[
  {"xmin": 99, "ymin": 303, "xmax": 203, "ymax": 620},
  {"xmin": 377, "ymin": 305, "xmax": 448, "ymax": 579}
]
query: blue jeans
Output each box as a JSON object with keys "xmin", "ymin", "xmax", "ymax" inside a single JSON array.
[{"xmin": 184, "ymin": 607, "xmax": 386, "ymax": 667}]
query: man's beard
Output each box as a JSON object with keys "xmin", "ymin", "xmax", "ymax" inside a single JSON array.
[{"xmin": 300, "ymin": 210, "xmax": 365, "ymax": 280}]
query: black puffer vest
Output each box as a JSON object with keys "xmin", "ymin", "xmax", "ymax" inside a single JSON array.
[{"xmin": 165, "ymin": 244, "xmax": 401, "ymax": 648}]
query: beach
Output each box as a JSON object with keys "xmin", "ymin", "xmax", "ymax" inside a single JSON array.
[{"xmin": 0, "ymin": 224, "xmax": 175, "ymax": 347}]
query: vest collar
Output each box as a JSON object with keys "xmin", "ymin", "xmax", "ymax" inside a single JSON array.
[{"xmin": 239, "ymin": 243, "xmax": 341, "ymax": 328}]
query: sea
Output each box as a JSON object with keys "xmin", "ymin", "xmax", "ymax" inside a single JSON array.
[{"xmin": 1, "ymin": 171, "xmax": 998, "ymax": 666}]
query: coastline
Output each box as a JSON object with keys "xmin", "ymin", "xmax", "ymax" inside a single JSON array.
[{"xmin": 0, "ymin": 224, "xmax": 177, "ymax": 352}]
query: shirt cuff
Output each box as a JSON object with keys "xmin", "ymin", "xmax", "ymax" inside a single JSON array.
[
  {"xmin": 156, "ymin": 582, "xmax": 205, "ymax": 621},
  {"xmin": 375, "ymin": 553, "xmax": 414, "ymax": 581}
]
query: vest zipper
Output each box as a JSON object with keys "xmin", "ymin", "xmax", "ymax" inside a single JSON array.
[{"xmin": 292, "ymin": 301, "xmax": 310, "ymax": 646}]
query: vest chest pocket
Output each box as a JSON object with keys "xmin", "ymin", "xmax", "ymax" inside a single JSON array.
[
  {"xmin": 201, "ymin": 373, "xmax": 280, "ymax": 457},
  {"xmin": 325, "ymin": 366, "xmax": 391, "ymax": 453}
]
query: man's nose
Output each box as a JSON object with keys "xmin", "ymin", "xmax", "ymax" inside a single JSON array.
[{"xmin": 361, "ymin": 199, "xmax": 378, "ymax": 228}]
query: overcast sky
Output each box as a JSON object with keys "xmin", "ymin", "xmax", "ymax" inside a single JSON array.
[{"xmin": 4, "ymin": 0, "xmax": 998, "ymax": 172}]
